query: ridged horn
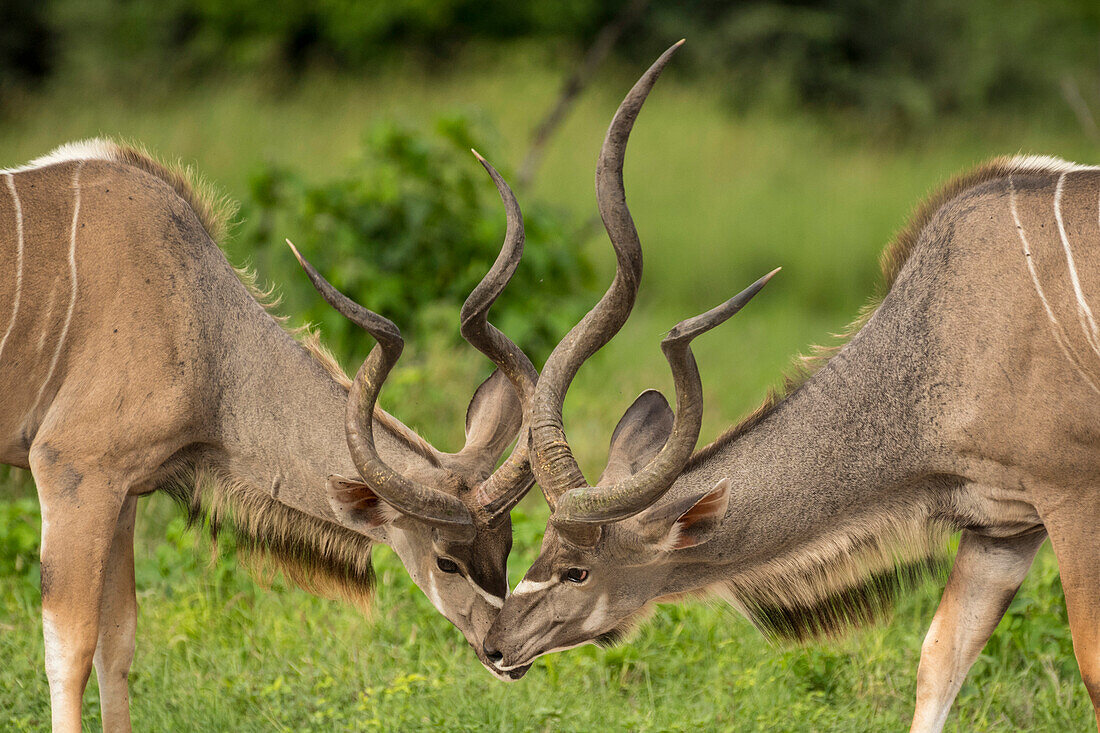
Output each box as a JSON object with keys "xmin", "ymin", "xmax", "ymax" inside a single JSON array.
[
  {"xmin": 529, "ymin": 40, "xmax": 684, "ymax": 506},
  {"xmin": 551, "ymin": 269, "xmax": 779, "ymax": 529},
  {"xmin": 460, "ymin": 152, "xmax": 539, "ymax": 519},
  {"xmin": 287, "ymin": 240, "xmax": 475, "ymax": 533}
]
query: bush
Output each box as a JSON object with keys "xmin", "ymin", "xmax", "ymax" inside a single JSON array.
[
  {"xmin": 244, "ymin": 114, "xmax": 595, "ymax": 364},
  {"xmin": 644, "ymin": 0, "xmax": 1100, "ymax": 124},
  {"xmin": 16, "ymin": 0, "xmax": 1100, "ymax": 125},
  {"xmin": 0, "ymin": 1, "xmax": 54, "ymax": 105}
]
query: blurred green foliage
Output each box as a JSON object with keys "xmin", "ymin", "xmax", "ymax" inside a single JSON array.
[
  {"xmin": 647, "ymin": 0, "xmax": 1100, "ymax": 124},
  {"xmin": 0, "ymin": 486, "xmax": 1091, "ymax": 730},
  {"xmin": 0, "ymin": 495, "xmax": 40, "ymax": 607},
  {"xmin": 0, "ymin": 1, "xmax": 53, "ymax": 95},
  {"xmin": 244, "ymin": 114, "xmax": 594, "ymax": 360},
  {"xmin": 0, "ymin": 4, "xmax": 1098, "ymax": 728},
  {"xmin": 7, "ymin": 0, "xmax": 1096, "ymax": 124}
]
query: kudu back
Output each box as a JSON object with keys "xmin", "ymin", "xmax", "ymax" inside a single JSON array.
[
  {"xmin": 0, "ymin": 139, "xmax": 536, "ymax": 732},
  {"xmin": 484, "ymin": 44, "xmax": 1100, "ymax": 732}
]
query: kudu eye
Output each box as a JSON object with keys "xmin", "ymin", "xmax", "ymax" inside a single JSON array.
[
  {"xmin": 563, "ymin": 568, "xmax": 589, "ymax": 584},
  {"xmin": 436, "ymin": 557, "xmax": 460, "ymax": 574}
]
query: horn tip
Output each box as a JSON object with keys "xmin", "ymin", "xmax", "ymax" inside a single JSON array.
[
  {"xmin": 471, "ymin": 149, "xmax": 498, "ymax": 177},
  {"xmin": 285, "ymin": 238, "xmax": 306, "ymax": 266}
]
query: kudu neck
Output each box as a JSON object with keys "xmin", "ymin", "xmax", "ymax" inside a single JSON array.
[
  {"xmin": 659, "ymin": 316, "xmax": 937, "ymax": 596},
  {"xmin": 212, "ymin": 296, "xmax": 405, "ymax": 541}
]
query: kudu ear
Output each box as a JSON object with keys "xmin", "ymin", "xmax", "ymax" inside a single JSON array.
[
  {"xmin": 647, "ymin": 478, "xmax": 731, "ymax": 551},
  {"xmin": 326, "ymin": 474, "xmax": 400, "ymax": 531},
  {"xmin": 598, "ymin": 390, "xmax": 675, "ymax": 485},
  {"xmin": 458, "ymin": 369, "xmax": 523, "ymax": 468}
]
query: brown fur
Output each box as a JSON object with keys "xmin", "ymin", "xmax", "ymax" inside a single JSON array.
[
  {"xmin": 690, "ymin": 155, "xmax": 1069, "ymax": 469},
  {"xmin": 86, "ymin": 140, "xmax": 392, "ymax": 601},
  {"xmin": 85, "ymin": 139, "xmax": 239, "ymax": 245},
  {"xmin": 683, "ymin": 156, "xmax": 1081, "ymax": 642},
  {"xmin": 28, "ymin": 140, "xmax": 392, "ymax": 606}
]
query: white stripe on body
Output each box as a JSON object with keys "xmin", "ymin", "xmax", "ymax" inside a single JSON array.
[
  {"xmin": 0, "ymin": 174, "xmax": 24, "ymax": 364},
  {"xmin": 1009, "ymin": 176, "xmax": 1100, "ymax": 395},
  {"xmin": 32, "ymin": 162, "xmax": 82, "ymax": 411},
  {"xmin": 1054, "ymin": 172, "xmax": 1100, "ymax": 357}
]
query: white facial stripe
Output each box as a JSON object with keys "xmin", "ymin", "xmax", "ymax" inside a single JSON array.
[
  {"xmin": 33, "ymin": 162, "xmax": 82, "ymax": 411},
  {"xmin": 1009, "ymin": 176, "xmax": 1100, "ymax": 395},
  {"xmin": 0, "ymin": 174, "xmax": 23, "ymax": 366},
  {"xmin": 581, "ymin": 593, "xmax": 609, "ymax": 633},
  {"xmin": 466, "ymin": 577, "xmax": 505, "ymax": 609},
  {"xmin": 513, "ymin": 578, "xmax": 556, "ymax": 595},
  {"xmin": 1054, "ymin": 172, "xmax": 1100, "ymax": 357},
  {"xmin": 425, "ymin": 571, "xmax": 445, "ymax": 615},
  {"xmin": 492, "ymin": 597, "xmax": 611, "ymax": 672}
]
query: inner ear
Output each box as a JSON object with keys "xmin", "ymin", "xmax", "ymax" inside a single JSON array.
[
  {"xmin": 664, "ymin": 478, "xmax": 731, "ymax": 550},
  {"xmin": 458, "ymin": 369, "xmax": 522, "ymax": 468},
  {"xmin": 326, "ymin": 474, "xmax": 400, "ymax": 531},
  {"xmin": 598, "ymin": 390, "xmax": 674, "ymax": 485}
]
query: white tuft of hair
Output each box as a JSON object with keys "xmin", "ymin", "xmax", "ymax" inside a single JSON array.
[{"xmin": 3, "ymin": 138, "xmax": 123, "ymax": 174}]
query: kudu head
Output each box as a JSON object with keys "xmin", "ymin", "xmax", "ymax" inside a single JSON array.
[
  {"xmin": 482, "ymin": 42, "xmax": 777, "ymax": 675},
  {"xmin": 288, "ymin": 153, "xmax": 538, "ymax": 679}
]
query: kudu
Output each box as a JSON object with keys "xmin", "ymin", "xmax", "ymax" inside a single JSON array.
[
  {"xmin": 0, "ymin": 139, "xmax": 536, "ymax": 732},
  {"xmin": 485, "ymin": 43, "xmax": 1100, "ymax": 731}
]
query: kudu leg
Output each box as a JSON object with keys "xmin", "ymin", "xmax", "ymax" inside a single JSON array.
[
  {"xmin": 1042, "ymin": 510, "xmax": 1100, "ymax": 730},
  {"xmin": 910, "ymin": 529, "xmax": 1046, "ymax": 733},
  {"xmin": 93, "ymin": 495, "xmax": 138, "ymax": 733},
  {"xmin": 31, "ymin": 446, "xmax": 130, "ymax": 733}
]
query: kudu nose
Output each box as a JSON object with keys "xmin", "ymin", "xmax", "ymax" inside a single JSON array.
[{"xmin": 483, "ymin": 642, "xmax": 504, "ymax": 664}]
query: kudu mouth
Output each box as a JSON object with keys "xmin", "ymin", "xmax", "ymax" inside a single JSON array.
[
  {"xmin": 482, "ymin": 658, "xmax": 532, "ymax": 681},
  {"xmin": 478, "ymin": 635, "xmax": 532, "ymax": 680},
  {"xmin": 487, "ymin": 637, "xmax": 597, "ymax": 674}
]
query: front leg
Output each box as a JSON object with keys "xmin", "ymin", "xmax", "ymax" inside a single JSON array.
[
  {"xmin": 93, "ymin": 496, "xmax": 138, "ymax": 733},
  {"xmin": 1041, "ymin": 505, "xmax": 1100, "ymax": 730},
  {"xmin": 32, "ymin": 445, "xmax": 129, "ymax": 733},
  {"xmin": 910, "ymin": 529, "xmax": 1046, "ymax": 733}
]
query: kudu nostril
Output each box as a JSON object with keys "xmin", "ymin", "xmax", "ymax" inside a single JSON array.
[{"xmin": 483, "ymin": 643, "xmax": 504, "ymax": 664}]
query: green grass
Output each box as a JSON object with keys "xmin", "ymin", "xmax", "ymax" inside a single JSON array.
[{"xmin": 1, "ymin": 52, "xmax": 1097, "ymax": 730}]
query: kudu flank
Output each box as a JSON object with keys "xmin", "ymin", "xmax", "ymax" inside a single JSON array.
[
  {"xmin": 2, "ymin": 139, "xmax": 535, "ymax": 731},
  {"xmin": 485, "ymin": 45, "xmax": 1100, "ymax": 732}
]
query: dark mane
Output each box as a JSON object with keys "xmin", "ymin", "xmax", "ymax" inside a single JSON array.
[
  {"xmin": 740, "ymin": 557, "xmax": 949, "ymax": 643},
  {"xmin": 161, "ymin": 456, "xmax": 376, "ymax": 612}
]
